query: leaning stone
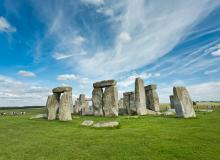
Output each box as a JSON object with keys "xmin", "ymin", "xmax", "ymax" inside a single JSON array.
[
  {"xmin": 46, "ymin": 94, "xmax": 59, "ymax": 120},
  {"xmin": 58, "ymin": 92, "xmax": 72, "ymax": 121},
  {"xmin": 81, "ymin": 120, "xmax": 94, "ymax": 126},
  {"xmin": 52, "ymin": 86, "xmax": 72, "ymax": 93},
  {"xmin": 93, "ymin": 80, "xmax": 116, "ymax": 88},
  {"xmin": 93, "ymin": 121, "xmax": 119, "ymax": 128},
  {"xmin": 103, "ymin": 86, "xmax": 119, "ymax": 117},
  {"xmin": 173, "ymin": 86, "xmax": 196, "ymax": 118},
  {"xmin": 135, "ymin": 78, "xmax": 147, "ymax": 115},
  {"xmin": 92, "ymin": 88, "xmax": 104, "ymax": 116}
]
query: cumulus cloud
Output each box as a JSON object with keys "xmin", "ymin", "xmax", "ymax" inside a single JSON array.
[
  {"xmin": 18, "ymin": 70, "xmax": 36, "ymax": 77},
  {"xmin": 0, "ymin": 75, "xmax": 50, "ymax": 107},
  {"xmin": 0, "ymin": 16, "xmax": 16, "ymax": 33},
  {"xmin": 57, "ymin": 74, "xmax": 77, "ymax": 80},
  {"xmin": 118, "ymin": 32, "xmax": 132, "ymax": 43}
]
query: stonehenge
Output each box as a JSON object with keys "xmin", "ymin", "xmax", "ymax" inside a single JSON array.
[
  {"xmin": 173, "ymin": 86, "xmax": 196, "ymax": 118},
  {"xmin": 92, "ymin": 80, "xmax": 118, "ymax": 117},
  {"xmin": 145, "ymin": 85, "xmax": 160, "ymax": 112},
  {"xmin": 45, "ymin": 79, "xmax": 197, "ymax": 120},
  {"xmin": 46, "ymin": 86, "xmax": 73, "ymax": 121}
]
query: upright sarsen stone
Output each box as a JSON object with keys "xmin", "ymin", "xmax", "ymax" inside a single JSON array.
[
  {"xmin": 145, "ymin": 85, "xmax": 160, "ymax": 112},
  {"xmin": 59, "ymin": 91, "xmax": 72, "ymax": 121},
  {"xmin": 173, "ymin": 86, "xmax": 196, "ymax": 118},
  {"xmin": 46, "ymin": 94, "xmax": 59, "ymax": 120},
  {"xmin": 103, "ymin": 86, "xmax": 118, "ymax": 117},
  {"xmin": 123, "ymin": 92, "xmax": 136, "ymax": 115},
  {"xmin": 92, "ymin": 88, "xmax": 104, "ymax": 116},
  {"xmin": 135, "ymin": 78, "xmax": 147, "ymax": 115}
]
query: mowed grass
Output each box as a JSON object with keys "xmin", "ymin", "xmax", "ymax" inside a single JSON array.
[{"xmin": 0, "ymin": 108, "xmax": 220, "ymax": 160}]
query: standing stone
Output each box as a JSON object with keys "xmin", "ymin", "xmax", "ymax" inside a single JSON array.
[
  {"xmin": 119, "ymin": 98, "xmax": 127, "ymax": 115},
  {"xmin": 92, "ymin": 88, "xmax": 104, "ymax": 116},
  {"xmin": 103, "ymin": 86, "xmax": 118, "ymax": 117},
  {"xmin": 170, "ymin": 95, "xmax": 175, "ymax": 109},
  {"xmin": 123, "ymin": 92, "xmax": 136, "ymax": 115},
  {"xmin": 135, "ymin": 78, "xmax": 147, "ymax": 115},
  {"xmin": 59, "ymin": 91, "xmax": 72, "ymax": 121},
  {"xmin": 145, "ymin": 85, "xmax": 160, "ymax": 112},
  {"xmin": 46, "ymin": 94, "xmax": 59, "ymax": 120},
  {"xmin": 74, "ymin": 99, "xmax": 81, "ymax": 114},
  {"xmin": 80, "ymin": 94, "xmax": 92, "ymax": 116},
  {"xmin": 173, "ymin": 86, "xmax": 196, "ymax": 118}
]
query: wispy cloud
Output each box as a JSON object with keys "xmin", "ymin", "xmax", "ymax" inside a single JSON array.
[
  {"xmin": 81, "ymin": 0, "xmax": 104, "ymax": 6},
  {"xmin": 0, "ymin": 16, "xmax": 16, "ymax": 33},
  {"xmin": 18, "ymin": 70, "xmax": 36, "ymax": 77},
  {"xmin": 204, "ymin": 69, "xmax": 218, "ymax": 75},
  {"xmin": 57, "ymin": 74, "xmax": 77, "ymax": 81}
]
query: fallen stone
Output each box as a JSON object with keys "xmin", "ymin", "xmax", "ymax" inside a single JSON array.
[
  {"xmin": 126, "ymin": 116, "xmax": 139, "ymax": 119},
  {"xmin": 92, "ymin": 88, "xmax": 104, "ymax": 116},
  {"xmin": 173, "ymin": 86, "xmax": 196, "ymax": 118},
  {"xmin": 196, "ymin": 109, "xmax": 213, "ymax": 112},
  {"xmin": 52, "ymin": 86, "xmax": 72, "ymax": 93},
  {"xmin": 163, "ymin": 108, "xmax": 176, "ymax": 116},
  {"xmin": 30, "ymin": 114, "xmax": 47, "ymax": 119},
  {"xmin": 93, "ymin": 121, "xmax": 119, "ymax": 128},
  {"xmin": 93, "ymin": 80, "xmax": 116, "ymax": 88},
  {"xmin": 81, "ymin": 120, "xmax": 94, "ymax": 126}
]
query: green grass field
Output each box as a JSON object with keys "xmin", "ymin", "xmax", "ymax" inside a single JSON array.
[{"xmin": 0, "ymin": 108, "xmax": 220, "ymax": 160}]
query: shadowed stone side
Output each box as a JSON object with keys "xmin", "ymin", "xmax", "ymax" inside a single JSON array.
[
  {"xmin": 103, "ymin": 86, "xmax": 119, "ymax": 117},
  {"xmin": 46, "ymin": 94, "xmax": 59, "ymax": 120},
  {"xmin": 123, "ymin": 92, "xmax": 136, "ymax": 115},
  {"xmin": 135, "ymin": 78, "xmax": 147, "ymax": 115},
  {"xmin": 59, "ymin": 92, "xmax": 72, "ymax": 121},
  {"xmin": 145, "ymin": 85, "xmax": 160, "ymax": 112},
  {"xmin": 92, "ymin": 88, "xmax": 104, "ymax": 116},
  {"xmin": 170, "ymin": 95, "xmax": 175, "ymax": 109},
  {"xmin": 173, "ymin": 86, "xmax": 196, "ymax": 118}
]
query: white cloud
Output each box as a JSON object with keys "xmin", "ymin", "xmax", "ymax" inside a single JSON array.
[
  {"xmin": 154, "ymin": 73, "xmax": 161, "ymax": 77},
  {"xmin": 118, "ymin": 72, "xmax": 151, "ymax": 87},
  {"xmin": 118, "ymin": 32, "xmax": 132, "ymax": 43},
  {"xmin": 81, "ymin": 0, "xmax": 104, "ymax": 6},
  {"xmin": 53, "ymin": 52, "xmax": 74, "ymax": 60},
  {"xmin": 96, "ymin": 7, "xmax": 114, "ymax": 17},
  {"xmin": 204, "ymin": 69, "xmax": 218, "ymax": 75},
  {"xmin": 0, "ymin": 16, "xmax": 16, "ymax": 33},
  {"xmin": 0, "ymin": 75, "xmax": 50, "ymax": 107},
  {"xmin": 79, "ymin": 0, "xmax": 220, "ymax": 77},
  {"xmin": 18, "ymin": 70, "xmax": 36, "ymax": 77},
  {"xmin": 211, "ymin": 49, "xmax": 220, "ymax": 56},
  {"xmin": 72, "ymin": 36, "xmax": 86, "ymax": 45},
  {"xmin": 57, "ymin": 74, "xmax": 77, "ymax": 81}
]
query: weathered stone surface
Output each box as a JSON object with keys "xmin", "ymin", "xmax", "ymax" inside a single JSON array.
[
  {"xmin": 135, "ymin": 78, "xmax": 147, "ymax": 115},
  {"xmin": 170, "ymin": 95, "xmax": 175, "ymax": 109},
  {"xmin": 146, "ymin": 109, "xmax": 161, "ymax": 115},
  {"xmin": 173, "ymin": 86, "xmax": 196, "ymax": 118},
  {"xmin": 58, "ymin": 92, "xmax": 72, "ymax": 121},
  {"xmin": 46, "ymin": 94, "xmax": 59, "ymax": 120},
  {"xmin": 74, "ymin": 99, "xmax": 81, "ymax": 114},
  {"xmin": 92, "ymin": 88, "xmax": 104, "ymax": 116},
  {"xmin": 81, "ymin": 120, "xmax": 94, "ymax": 126},
  {"xmin": 93, "ymin": 121, "xmax": 119, "ymax": 128},
  {"xmin": 93, "ymin": 80, "xmax": 116, "ymax": 88},
  {"xmin": 118, "ymin": 98, "xmax": 127, "ymax": 115},
  {"xmin": 103, "ymin": 86, "xmax": 119, "ymax": 117},
  {"xmin": 52, "ymin": 86, "xmax": 72, "ymax": 93},
  {"xmin": 80, "ymin": 94, "xmax": 93, "ymax": 116},
  {"xmin": 145, "ymin": 85, "xmax": 157, "ymax": 90},
  {"xmin": 145, "ymin": 85, "xmax": 160, "ymax": 112},
  {"xmin": 123, "ymin": 92, "xmax": 136, "ymax": 115}
]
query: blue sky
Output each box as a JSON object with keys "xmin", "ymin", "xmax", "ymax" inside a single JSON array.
[{"xmin": 0, "ymin": 0, "xmax": 220, "ymax": 106}]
